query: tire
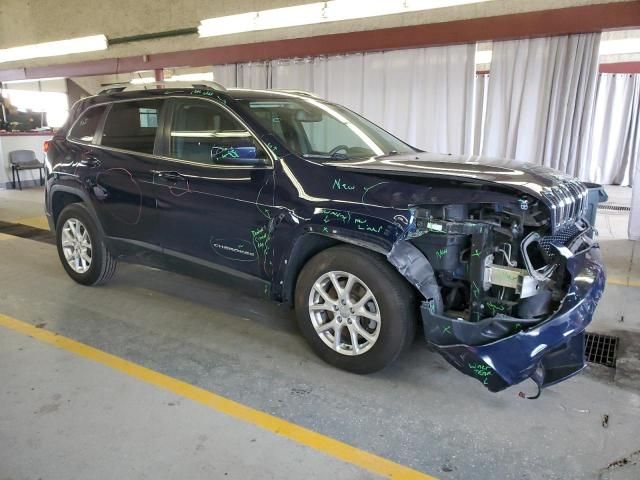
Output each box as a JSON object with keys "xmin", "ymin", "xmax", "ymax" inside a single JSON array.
[
  {"xmin": 295, "ymin": 245, "xmax": 416, "ymax": 374},
  {"xmin": 55, "ymin": 203, "xmax": 117, "ymax": 286}
]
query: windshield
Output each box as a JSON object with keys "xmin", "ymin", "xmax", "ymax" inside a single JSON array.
[{"xmin": 237, "ymin": 96, "xmax": 416, "ymax": 160}]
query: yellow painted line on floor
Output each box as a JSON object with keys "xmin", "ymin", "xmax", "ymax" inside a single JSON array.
[
  {"xmin": 0, "ymin": 313, "xmax": 436, "ymax": 480},
  {"xmin": 607, "ymin": 277, "xmax": 640, "ymax": 288},
  {"xmin": 15, "ymin": 215, "xmax": 49, "ymax": 230}
]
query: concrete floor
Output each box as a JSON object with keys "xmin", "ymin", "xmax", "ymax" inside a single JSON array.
[
  {"xmin": 1, "ymin": 186, "xmax": 639, "ymax": 480},
  {"xmin": 0, "ymin": 328, "xmax": 377, "ymax": 480}
]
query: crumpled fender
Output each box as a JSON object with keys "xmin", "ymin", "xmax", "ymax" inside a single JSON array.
[{"xmin": 387, "ymin": 241, "xmax": 444, "ymax": 313}]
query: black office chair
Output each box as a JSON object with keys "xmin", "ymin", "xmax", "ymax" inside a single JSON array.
[{"xmin": 9, "ymin": 150, "xmax": 44, "ymax": 190}]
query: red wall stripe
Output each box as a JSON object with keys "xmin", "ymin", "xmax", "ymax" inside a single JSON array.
[
  {"xmin": 1, "ymin": 1, "xmax": 639, "ymax": 81},
  {"xmin": 600, "ymin": 62, "xmax": 640, "ymax": 74}
]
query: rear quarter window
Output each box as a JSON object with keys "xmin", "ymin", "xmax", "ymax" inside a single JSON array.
[
  {"xmin": 100, "ymin": 99, "xmax": 163, "ymax": 154},
  {"xmin": 68, "ymin": 105, "xmax": 107, "ymax": 143}
]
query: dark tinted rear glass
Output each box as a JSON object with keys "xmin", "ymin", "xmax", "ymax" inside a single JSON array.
[
  {"xmin": 100, "ymin": 99, "xmax": 163, "ymax": 154},
  {"xmin": 69, "ymin": 105, "xmax": 107, "ymax": 143}
]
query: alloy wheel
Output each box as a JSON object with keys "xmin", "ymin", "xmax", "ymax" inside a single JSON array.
[
  {"xmin": 61, "ymin": 218, "xmax": 93, "ymax": 274},
  {"xmin": 308, "ymin": 271, "xmax": 381, "ymax": 356}
]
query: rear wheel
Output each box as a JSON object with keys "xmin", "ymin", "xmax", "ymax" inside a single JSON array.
[
  {"xmin": 295, "ymin": 245, "xmax": 416, "ymax": 373},
  {"xmin": 56, "ymin": 203, "xmax": 117, "ymax": 285}
]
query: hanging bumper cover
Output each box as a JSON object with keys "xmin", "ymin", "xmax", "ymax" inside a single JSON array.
[{"xmin": 420, "ymin": 246, "xmax": 605, "ymax": 392}]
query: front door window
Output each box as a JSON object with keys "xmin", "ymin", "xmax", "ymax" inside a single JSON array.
[{"xmin": 169, "ymin": 99, "xmax": 268, "ymax": 166}]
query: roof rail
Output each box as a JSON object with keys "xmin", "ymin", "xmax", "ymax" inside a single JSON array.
[
  {"xmin": 276, "ymin": 89, "xmax": 322, "ymax": 99},
  {"xmin": 97, "ymin": 80, "xmax": 227, "ymax": 96}
]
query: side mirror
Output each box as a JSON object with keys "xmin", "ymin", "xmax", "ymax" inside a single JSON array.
[{"xmin": 211, "ymin": 145, "xmax": 267, "ymax": 166}]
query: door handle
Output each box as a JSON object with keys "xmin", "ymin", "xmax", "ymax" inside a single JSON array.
[{"xmin": 156, "ymin": 171, "xmax": 185, "ymax": 182}]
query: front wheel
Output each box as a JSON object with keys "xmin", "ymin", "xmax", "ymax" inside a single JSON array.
[
  {"xmin": 295, "ymin": 245, "xmax": 416, "ymax": 373},
  {"xmin": 55, "ymin": 203, "xmax": 117, "ymax": 286}
]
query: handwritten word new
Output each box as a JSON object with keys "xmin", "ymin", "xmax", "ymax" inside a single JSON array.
[{"xmin": 332, "ymin": 178, "xmax": 356, "ymax": 191}]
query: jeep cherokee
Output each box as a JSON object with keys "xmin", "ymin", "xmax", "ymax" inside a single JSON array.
[{"xmin": 44, "ymin": 82, "xmax": 606, "ymax": 395}]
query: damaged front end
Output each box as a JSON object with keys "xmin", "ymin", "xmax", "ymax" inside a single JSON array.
[{"xmin": 389, "ymin": 185, "xmax": 606, "ymax": 395}]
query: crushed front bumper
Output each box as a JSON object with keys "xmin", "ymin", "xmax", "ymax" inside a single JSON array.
[{"xmin": 421, "ymin": 246, "xmax": 605, "ymax": 393}]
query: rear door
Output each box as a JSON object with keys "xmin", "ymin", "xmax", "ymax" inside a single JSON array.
[
  {"xmin": 153, "ymin": 97, "xmax": 275, "ymax": 280},
  {"xmin": 87, "ymin": 98, "xmax": 163, "ymax": 246}
]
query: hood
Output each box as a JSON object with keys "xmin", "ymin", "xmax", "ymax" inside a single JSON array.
[{"xmin": 329, "ymin": 151, "xmax": 577, "ymax": 198}]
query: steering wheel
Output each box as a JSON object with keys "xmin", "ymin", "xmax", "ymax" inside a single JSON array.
[{"xmin": 329, "ymin": 145, "xmax": 349, "ymax": 157}]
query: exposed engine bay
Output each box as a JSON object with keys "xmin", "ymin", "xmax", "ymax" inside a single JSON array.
[
  {"xmin": 405, "ymin": 191, "xmax": 595, "ymax": 346},
  {"xmin": 383, "ymin": 185, "xmax": 605, "ymax": 395}
]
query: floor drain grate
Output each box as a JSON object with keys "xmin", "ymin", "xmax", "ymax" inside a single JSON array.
[
  {"xmin": 598, "ymin": 204, "xmax": 631, "ymax": 213},
  {"xmin": 585, "ymin": 332, "xmax": 619, "ymax": 368}
]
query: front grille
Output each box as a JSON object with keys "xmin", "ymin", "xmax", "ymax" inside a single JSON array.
[
  {"xmin": 542, "ymin": 180, "xmax": 588, "ymax": 232},
  {"xmin": 585, "ymin": 332, "xmax": 619, "ymax": 368},
  {"xmin": 539, "ymin": 223, "xmax": 584, "ymax": 256}
]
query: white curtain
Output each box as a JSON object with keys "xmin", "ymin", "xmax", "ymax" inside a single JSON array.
[
  {"xmin": 314, "ymin": 54, "xmax": 367, "ymax": 114},
  {"xmin": 212, "ymin": 64, "xmax": 238, "ymax": 88},
  {"xmin": 271, "ymin": 55, "xmax": 367, "ymax": 112},
  {"xmin": 481, "ymin": 34, "xmax": 601, "ymax": 179},
  {"xmin": 472, "ymin": 73, "xmax": 489, "ymax": 155},
  {"xmin": 213, "ymin": 35, "xmax": 640, "ymax": 193},
  {"xmin": 236, "ymin": 62, "xmax": 271, "ymax": 89},
  {"xmin": 618, "ymin": 75, "xmax": 640, "ymax": 240},
  {"xmin": 267, "ymin": 44, "xmax": 476, "ymax": 155},
  {"xmin": 271, "ymin": 58, "xmax": 315, "ymax": 91},
  {"xmin": 588, "ymin": 74, "xmax": 640, "ymax": 186},
  {"xmin": 337, "ymin": 46, "xmax": 476, "ymax": 155}
]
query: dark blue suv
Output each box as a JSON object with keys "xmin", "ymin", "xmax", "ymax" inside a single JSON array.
[{"xmin": 45, "ymin": 82, "xmax": 605, "ymax": 395}]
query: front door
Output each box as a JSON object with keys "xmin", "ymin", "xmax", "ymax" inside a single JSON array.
[{"xmin": 153, "ymin": 97, "xmax": 275, "ymax": 281}]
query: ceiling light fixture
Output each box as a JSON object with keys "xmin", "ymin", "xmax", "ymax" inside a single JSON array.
[
  {"xmin": 198, "ymin": 0, "xmax": 491, "ymax": 37},
  {"xmin": 1, "ymin": 77, "xmax": 65, "ymax": 84},
  {"xmin": 167, "ymin": 72, "xmax": 215, "ymax": 82},
  {"xmin": 129, "ymin": 77, "xmax": 156, "ymax": 84},
  {"xmin": 599, "ymin": 37, "xmax": 640, "ymax": 56},
  {"xmin": 0, "ymin": 35, "xmax": 108, "ymax": 64},
  {"xmin": 475, "ymin": 49, "xmax": 492, "ymax": 65}
]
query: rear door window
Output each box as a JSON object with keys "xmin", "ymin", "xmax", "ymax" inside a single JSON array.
[
  {"xmin": 100, "ymin": 99, "xmax": 163, "ymax": 154},
  {"xmin": 69, "ymin": 105, "xmax": 107, "ymax": 143}
]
